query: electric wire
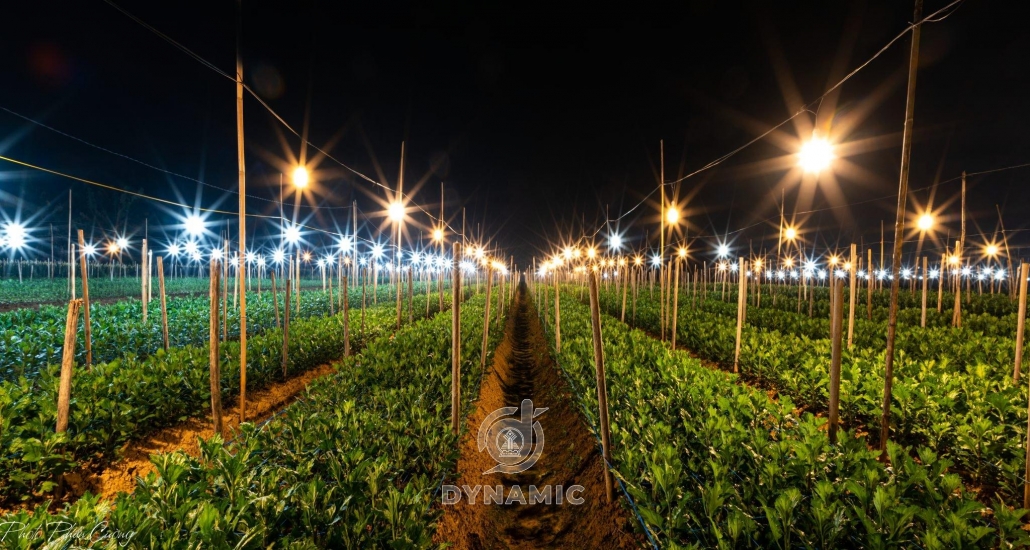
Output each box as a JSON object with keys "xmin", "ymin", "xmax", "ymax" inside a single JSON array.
[{"xmin": 100, "ymin": 0, "xmax": 464, "ymax": 238}]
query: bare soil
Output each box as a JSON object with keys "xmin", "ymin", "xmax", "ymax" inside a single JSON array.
[
  {"xmin": 0, "ymin": 362, "xmax": 339, "ymax": 515},
  {"xmin": 435, "ymin": 286, "xmax": 642, "ymax": 549}
]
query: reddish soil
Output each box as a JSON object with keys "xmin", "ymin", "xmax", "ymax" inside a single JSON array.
[
  {"xmin": 435, "ymin": 288, "xmax": 641, "ymax": 549},
  {"xmin": 0, "ymin": 362, "xmax": 342, "ymax": 515},
  {"xmin": 72, "ymin": 362, "xmax": 337, "ymax": 502}
]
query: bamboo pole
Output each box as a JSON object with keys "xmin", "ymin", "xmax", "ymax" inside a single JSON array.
[
  {"xmin": 927, "ymin": 257, "xmax": 935, "ymax": 329},
  {"xmin": 141, "ymin": 239, "xmax": 148, "ymax": 323},
  {"xmin": 451, "ymin": 242, "xmax": 462, "ymax": 434},
  {"xmin": 554, "ymin": 272, "xmax": 561, "ymax": 354},
  {"xmin": 76, "ymin": 231, "xmax": 92, "ymax": 367},
  {"xmin": 621, "ymin": 267, "xmax": 629, "ymax": 323},
  {"xmin": 879, "ymin": 0, "xmax": 923, "ymax": 457},
  {"xmin": 938, "ymin": 253, "xmax": 945, "ymax": 312},
  {"xmin": 672, "ymin": 260, "xmax": 680, "ymax": 350},
  {"xmin": 55, "ymin": 299, "xmax": 83, "ymax": 433},
  {"xmin": 867, "ymin": 249, "xmax": 874, "ymax": 320},
  {"xmin": 828, "ymin": 276, "xmax": 844, "ymax": 444},
  {"xmin": 271, "ymin": 271, "xmax": 280, "ymax": 329},
  {"xmin": 480, "ymin": 269, "xmax": 493, "ymax": 370},
  {"xmin": 158, "ymin": 256, "xmax": 169, "ymax": 351},
  {"xmin": 1013, "ymin": 263, "xmax": 1027, "ymax": 383},
  {"xmin": 587, "ymin": 271, "xmax": 613, "ymax": 502},
  {"xmin": 848, "ymin": 244, "xmax": 857, "ymax": 348},
  {"xmin": 953, "ymin": 172, "xmax": 965, "ymax": 326},
  {"xmin": 734, "ymin": 258, "xmax": 747, "ymax": 373},
  {"xmin": 209, "ymin": 260, "xmax": 223, "ymax": 436},
  {"xmin": 343, "ymin": 275, "xmax": 350, "ymax": 357},
  {"xmin": 283, "ymin": 277, "xmax": 291, "ymax": 378},
  {"xmin": 222, "ymin": 241, "xmax": 228, "ymax": 341}
]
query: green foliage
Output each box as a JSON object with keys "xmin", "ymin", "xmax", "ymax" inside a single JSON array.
[
  {"xmin": 542, "ymin": 287, "xmax": 1028, "ymax": 548},
  {"xmin": 0, "ymin": 284, "xmax": 457, "ymax": 505},
  {"xmin": 0, "ymin": 292, "xmax": 505, "ymax": 547}
]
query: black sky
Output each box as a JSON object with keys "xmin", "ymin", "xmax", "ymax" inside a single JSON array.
[{"xmin": 2, "ymin": 0, "xmax": 1029, "ymax": 267}]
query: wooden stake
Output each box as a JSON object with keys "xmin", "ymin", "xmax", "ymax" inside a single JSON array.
[
  {"xmin": 55, "ymin": 299, "xmax": 82, "ymax": 433},
  {"xmin": 554, "ymin": 272, "xmax": 561, "ymax": 354},
  {"xmin": 283, "ymin": 277, "xmax": 291, "ymax": 378},
  {"xmin": 158, "ymin": 256, "xmax": 169, "ymax": 351},
  {"xmin": 343, "ymin": 275, "xmax": 350, "ymax": 357},
  {"xmin": 927, "ymin": 257, "xmax": 935, "ymax": 329},
  {"xmin": 953, "ymin": 172, "xmax": 965, "ymax": 326},
  {"xmin": 76, "ymin": 230, "xmax": 92, "ymax": 367},
  {"xmin": 141, "ymin": 239, "xmax": 148, "ymax": 323},
  {"xmin": 734, "ymin": 258, "xmax": 747, "ymax": 373},
  {"xmin": 938, "ymin": 253, "xmax": 945, "ymax": 313},
  {"xmin": 271, "ymin": 271, "xmax": 280, "ymax": 329},
  {"xmin": 621, "ymin": 267, "xmax": 629, "ymax": 323},
  {"xmin": 848, "ymin": 244, "xmax": 857, "ymax": 349},
  {"xmin": 209, "ymin": 260, "xmax": 223, "ymax": 436},
  {"xmin": 672, "ymin": 260, "xmax": 680, "ymax": 350},
  {"xmin": 480, "ymin": 269, "xmax": 493, "ymax": 370},
  {"xmin": 588, "ymin": 271, "xmax": 614, "ymax": 503},
  {"xmin": 451, "ymin": 242, "xmax": 462, "ymax": 434},
  {"xmin": 828, "ymin": 276, "xmax": 844, "ymax": 444},
  {"xmin": 867, "ymin": 248, "xmax": 873, "ymax": 320},
  {"xmin": 1013, "ymin": 263, "xmax": 1028, "ymax": 383}
]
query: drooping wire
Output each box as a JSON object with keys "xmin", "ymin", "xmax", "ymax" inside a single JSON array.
[
  {"xmin": 0, "ymin": 153, "xmax": 391, "ymax": 248},
  {"xmin": 595, "ymin": 0, "xmax": 966, "ymax": 239},
  {"xmin": 100, "ymin": 0, "xmax": 466, "ymax": 240},
  {"xmin": 0, "ymin": 105, "xmax": 353, "ymax": 210}
]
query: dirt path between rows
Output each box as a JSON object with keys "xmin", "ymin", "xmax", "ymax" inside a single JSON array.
[
  {"xmin": 66, "ymin": 362, "xmax": 338, "ymax": 503},
  {"xmin": 435, "ymin": 285, "xmax": 640, "ymax": 549}
]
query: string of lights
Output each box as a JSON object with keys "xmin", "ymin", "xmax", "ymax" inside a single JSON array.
[{"xmin": 0, "ymin": 153, "xmax": 408, "ymax": 252}]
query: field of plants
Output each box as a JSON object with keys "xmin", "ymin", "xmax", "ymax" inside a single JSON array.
[
  {"xmin": 589, "ymin": 282, "xmax": 1029, "ymax": 503},
  {"xmin": 0, "ymin": 277, "xmax": 461, "ymax": 508},
  {"xmin": 537, "ymin": 282, "xmax": 1030, "ymax": 548},
  {"xmin": 0, "ymin": 293, "xmax": 506, "ymax": 547}
]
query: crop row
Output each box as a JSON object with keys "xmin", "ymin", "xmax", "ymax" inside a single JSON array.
[
  {"xmin": 0, "ymin": 286, "xmax": 463, "ymax": 506},
  {"xmin": 0, "ymin": 281, "xmax": 443, "ymax": 383},
  {"xmin": 543, "ymin": 288, "xmax": 1027, "ymax": 548},
  {"xmin": 591, "ymin": 285, "xmax": 1030, "ymax": 503},
  {"xmin": 0, "ymin": 292, "xmax": 506, "ymax": 548},
  {"xmin": 0, "ymin": 275, "xmax": 329, "ymax": 308}
]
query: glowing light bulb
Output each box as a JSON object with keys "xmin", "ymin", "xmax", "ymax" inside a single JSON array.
[
  {"xmin": 292, "ymin": 166, "xmax": 309, "ymax": 188},
  {"xmin": 185, "ymin": 215, "xmax": 205, "ymax": 236},
  {"xmin": 917, "ymin": 213, "xmax": 934, "ymax": 231},
  {"xmin": 799, "ymin": 137, "xmax": 834, "ymax": 173},
  {"xmin": 388, "ymin": 201, "xmax": 405, "ymax": 222}
]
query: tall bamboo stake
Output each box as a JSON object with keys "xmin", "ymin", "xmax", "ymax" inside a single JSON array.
[
  {"xmin": 880, "ymin": 0, "xmax": 923, "ymax": 457},
  {"xmin": 1013, "ymin": 263, "xmax": 1027, "ymax": 383},
  {"xmin": 158, "ymin": 256, "xmax": 169, "ymax": 351},
  {"xmin": 209, "ymin": 260, "xmax": 223, "ymax": 436},
  {"xmin": 451, "ymin": 242, "xmax": 462, "ymax": 434},
  {"xmin": 56, "ymin": 299, "xmax": 82, "ymax": 433},
  {"xmin": 588, "ymin": 271, "xmax": 613, "ymax": 503},
  {"xmin": 828, "ymin": 276, "xmax": 844, "ymax": 444},
  {"xmin": 554, "ymin": 272, "xmax": 561, "ymax": 354},
  {"xmin": 76, "ymin": 231, "xmax": 92, "ymax": 367},
  {"xmin": 480, "ymin": 269, "xmax": 493, "ymax": 370},
  {"xmin": 848, "ymin": 244, "xmax": 857, "ymax": 348}
]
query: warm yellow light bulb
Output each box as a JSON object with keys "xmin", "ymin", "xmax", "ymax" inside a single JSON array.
[
  {"xmin": 388, "ymin": 201, "xmax": 405, "ymax": 222},
  {"xmin": 784, "ymin": 227, "xmax": 797, "ymax": 241},
  {"xmin": 666, "ymin": 207, "xmax": 680, "ymax": 225},
  {"xmin": 799, "ymin": 138, "xmax": 834, "ymax": 173},
  {"xmin": 292, "ymin": 166, "xmax": 310, "ymax": 188},
  {"xmin": 917, "ymin": 213, "xmax": 934, "ymax": 231}
]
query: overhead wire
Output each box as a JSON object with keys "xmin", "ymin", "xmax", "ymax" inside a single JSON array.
[
  {"xmin": 594, "ymin": 0, "xmax": 967, "ymax": 240},
  {"xmin": 0, "ymin": 154, "xmax": 394, "ymax": 249},
  {"xmin": 100, "ymin": 0, "xmax": 466, "ymax": 239},
  {"xmin": 0, "ymin": 105, "xmax": 354, "ymax": 210}
]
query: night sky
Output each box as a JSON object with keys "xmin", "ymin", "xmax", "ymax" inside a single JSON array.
[{"xmin": 2, "ymin": 0, "xmax": 1029, "ymax": 267}]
